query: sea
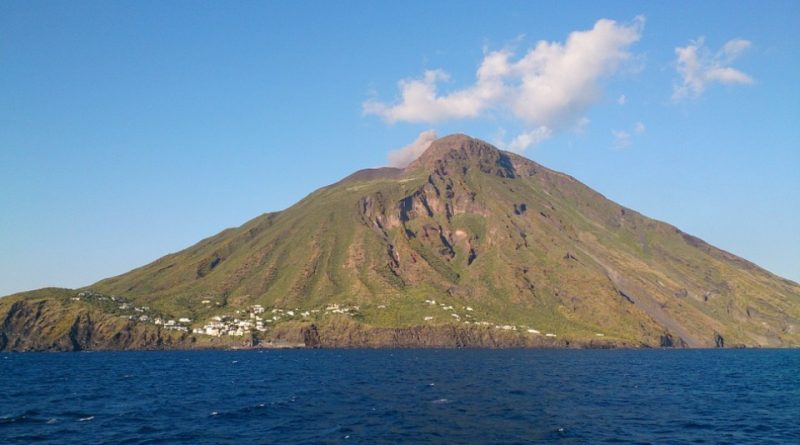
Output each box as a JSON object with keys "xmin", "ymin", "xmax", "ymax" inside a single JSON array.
[{"xmin": 1, "ymin": 349, "xmax": 798, "ymax": 444}]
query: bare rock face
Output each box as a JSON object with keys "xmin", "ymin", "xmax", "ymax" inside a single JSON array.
[
  {"xmin": 302, "ymin": 324, "xmax": 321, "ymax": 348},
  {"xmin": 407, "ymin": 134, "xmax": 518, "ymax": 178},
  {"xmin": 659, "ymin": 333, "xmax": 688, "ymax": 348},
  {"xmin": 304, "ymin": 318, "xmax": 634, "ymax": 349},
  {"xmin": 0, "ymin": 297, "xmax": 195, "ymax": 352}
]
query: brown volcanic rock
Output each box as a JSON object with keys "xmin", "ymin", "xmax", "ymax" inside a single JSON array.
[
  {"xmin": 0, "ymin": 297, "xmax": 190, "ymax": 352},
  {"xmin": 407, "ymin": 134, "xmax": 518, "ymax": 178}
]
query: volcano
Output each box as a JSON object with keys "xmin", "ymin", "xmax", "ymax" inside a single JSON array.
[{"xmin": 2, "ymin": 134, "xmax": 798, "ymax": 351}]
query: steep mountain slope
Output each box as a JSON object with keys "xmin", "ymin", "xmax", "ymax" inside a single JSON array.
[{"xmin": 3, "ymin": 135, "xmax": 799, "ymax": 350}]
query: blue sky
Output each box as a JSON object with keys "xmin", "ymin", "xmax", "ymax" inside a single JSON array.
[{"xmin": 1, "ymin": 1, "xmax": 798, "ymax": 295}]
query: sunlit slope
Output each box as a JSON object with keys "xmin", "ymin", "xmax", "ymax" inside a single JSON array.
[{"xmin": 84, "ymin": 135, "xmax": 800, "ymax": 347}]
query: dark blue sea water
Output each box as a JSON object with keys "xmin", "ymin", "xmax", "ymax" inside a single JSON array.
[{"xmin": 1, "ymin": 349, "xmax": 798, "ymax": 444}]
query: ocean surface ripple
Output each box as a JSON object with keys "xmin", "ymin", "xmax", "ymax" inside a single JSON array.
[{"xmin": 1, "ymin": 349, "xmax": 798, "ymax": 444}]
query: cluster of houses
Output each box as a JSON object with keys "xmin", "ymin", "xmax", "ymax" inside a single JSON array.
[
  {"xmin": 74, "ymin": 291, "xmax": 194, "ymax": 332},
  {"xmin": 74, "ymin": 291, "xmax": 115, "ymax": 302},
  {"xmin": 72, "ymin": 291, "xmax": 367, "ymax": 338},
  {"xmin": 74, "ymin": 291, "xmax": 594, "ymax": 339},
  {"xmin": 192, "ymin": 303, "xmax": 364, "ymax": 337},
  {"xmin": 420, "ymin": 298, "xmax": 562, "ymax": 337},
  {"xmin": 192, "ymin": 304, "xmax": 268, "ymax": 337}
]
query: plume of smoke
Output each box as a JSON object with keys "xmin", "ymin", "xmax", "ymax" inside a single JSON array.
[{"xmin": 387, "ymin": 130, "xmax": 438, "ymax": 168}]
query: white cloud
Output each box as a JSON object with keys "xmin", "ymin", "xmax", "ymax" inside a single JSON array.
[
  {"xmin": 612, "ymin": 121, "xmax": 645, "ymax": 149},
  {"xmin": 501, "ymin": 126, "xmax": 553, "ymax": 153},
  {"xmin": 574, "ymin": 117, "xmax": 591, "ymax": 134},
  {"xmin": 612, "ymin": 130, "xmax": 631, "ymax": 149},
  {"xmin": 509, "ymin": 17, "xmax": 644, "ymax": 127},
  {"xmin": 363, "ymin": 70, "xmax": 494, "ymax": 123},
  {"xmin": 673, "ymin": 37, "xmax": 754, "ymax": 100},
  {"xmin": 386, "ymin": 130, "xmax": 438, "ymax": 167},
  {"xmin": 617, "ymin": 94, "xmax": 627, "ymax": 105},
  {"xmin": 365, "ymin": 17, "xmax": 644, "ymax": 147}
]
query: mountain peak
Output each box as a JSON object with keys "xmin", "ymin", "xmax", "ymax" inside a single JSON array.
[
  {"xmin": 406, "ymin": 134, "xmax": 517, "ymax": 177},
  {"xmin": 4, "ymin": 128, "xmax": 799, "ymax": 351}
]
